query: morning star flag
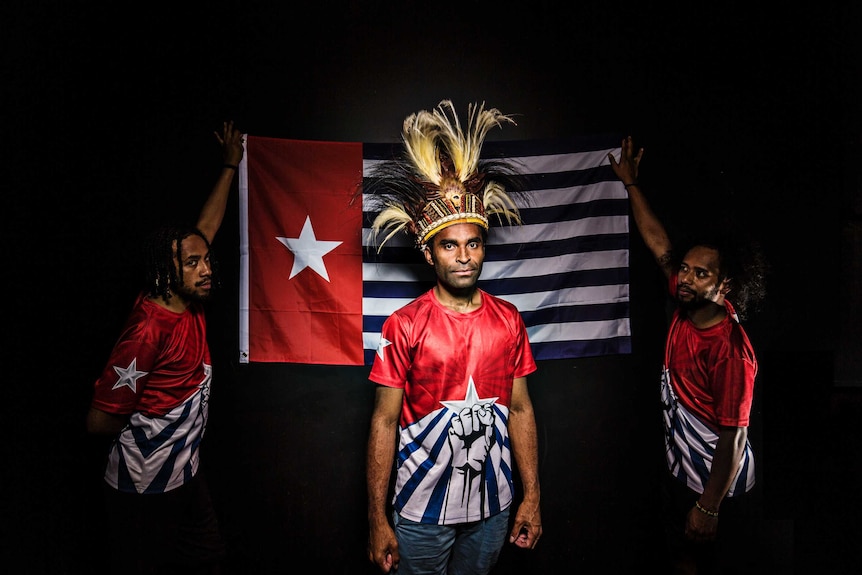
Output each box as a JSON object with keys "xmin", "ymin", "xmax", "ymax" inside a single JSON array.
[
  {"xmin": 238, "ymin": 137, "xmax": 365, "ymax": 365},
  {"xmin": 239, "ymin": 134, "xmax": 631, "ymax": 365}
]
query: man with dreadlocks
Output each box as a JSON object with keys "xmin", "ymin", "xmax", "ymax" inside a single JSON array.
[
  {"xmin": 86, "ymin": 121, "xmax": 244, "ymax": 575},
  {"xmin": 609, "ymin": 136, "xmax": 768, "ymax": 574},
  {"xmin": 365, "ymin": 101, "xmax": 542, "ymax": 575}
]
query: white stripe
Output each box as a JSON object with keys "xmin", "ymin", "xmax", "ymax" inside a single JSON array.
[
  {"xmin": 363, "ymin": 317, "xmax": 630, "ymax": 348},
  {"xmin": 491, "ymin": 216, "xmax": 628, "ymax": 244},
  {"xmin": 482, "ymin": 250, "xmax": 628, "ymax": 278},
  {"xmin": 362, "ymin": 157, "xmax": 390, "ymax": 177},
  {"xmin": 505, "ymin": 148, "xmax": 618, "ymax": 173},
  {"xmin": 496, "ymin": 285, "xmax": 629, "ymax": 311},
  {"xmin": 363, "ymin": 297, "xmax": 419, "ymax": 316},
  {"xmin": 238, "ymin": 139, "xmax": 250, "ymax": 363},
  {"xmin": 363, "ymin": 284, "xmax": 629, "ymax": 318},
  {"xmin": 526, "ymin": 318, "xmax": 632, "ymax": 342},
  {"xmin": 518, "ymin": 181, "xmax": 627, "ymax": 207},
  {"xmin": 363, "ymin": 262, "xmax": 431, "ymax": 282},
  {"xmin": 363, "ymin": 332, "xmax": 382, "ymax": 350}
]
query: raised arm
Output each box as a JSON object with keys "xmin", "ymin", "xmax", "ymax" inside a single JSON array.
[
  {"xmin": 608, "ymin": 136, "xmax": 675, "ymax": 281},
  {"xmin": 196, "ymin": 120, "xmax": 245, "ymax": 243}
]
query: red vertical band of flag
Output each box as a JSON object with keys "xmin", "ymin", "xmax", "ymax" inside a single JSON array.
[{"xmin": 243, "ymin": 137, "xmax": 364, "ymax": 365}]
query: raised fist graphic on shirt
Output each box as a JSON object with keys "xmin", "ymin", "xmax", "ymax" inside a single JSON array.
[
  {"xmin": 449, "ymin": 402, "xmax": 496, "ymax": 473},
  {"xmin": 445, "ymin": 401, "xmax": 496, "ymax": 515}
]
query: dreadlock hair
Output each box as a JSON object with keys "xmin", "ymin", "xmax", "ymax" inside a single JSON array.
[
  {"xmin": 141, "ymin": 224, "xmax": 220, "ymax": 302},
  {"xmin": 680, "ymin": 230, "xmax": 769, "ymax": 321}
]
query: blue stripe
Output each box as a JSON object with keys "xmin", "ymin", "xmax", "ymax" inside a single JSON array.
[
  {"xmin": 517, "ymin": 197, "xmax": 629, "ymax": 224},
  {"xmin": 482, "ymin": 134, "xmax": 623, "ymax": 157},
  {"xmin": 522, "ymin": 301, "xmax": 630, "ymax": 325},
  {"xmin": 485, "ymin": 233, "xmax": 629, "ymax": 261},
  {"xmin": 518, "ymin": 165, "xmax": 619, "ymax": 191},
  {"xmin": 363, "ymin": 281, "xmax": 434, "ymax": 299},
  {"xmin": 531, "ymin": 337, "xmax": 632, "ymax": 361},
  {"xmin": 479, "ymin": 267, "xmax": 629, "ymax": 295}
]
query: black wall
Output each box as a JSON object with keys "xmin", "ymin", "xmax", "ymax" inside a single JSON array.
[{"xmin": 7, "ymin": 3, "xmax": 860, "ymax": 574}]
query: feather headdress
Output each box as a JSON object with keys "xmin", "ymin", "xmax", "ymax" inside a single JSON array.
[{"xmin": 364, "ymin": 100, "xmax": 523, "ymax": 251}]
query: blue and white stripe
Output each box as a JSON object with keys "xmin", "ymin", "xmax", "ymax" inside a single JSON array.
[{"xmin": 361, "ymin": 135, "xmax": 631, "ymax": 364}]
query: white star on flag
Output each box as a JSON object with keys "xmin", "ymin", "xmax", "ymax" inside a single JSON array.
[
  {"xmin": 277, "ymin": 216, "xmax": 343, "ymax": 281},
  {"xmin": 112, "ymin": 358, "xmax": 148, "ymax": 393},
  {"xmin": 440, "ymin": 377, "xmax": 499, "ymax": 412},
  {"xmin": 376, "ymin": 336, "xmax": 392, "ymax": 360}
]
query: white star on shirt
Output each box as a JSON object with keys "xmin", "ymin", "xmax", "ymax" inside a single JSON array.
[
  {"xmin": 376, "ymin": 336, "xmax": 392, "ymax": 360},
  {"xmin": 277, "ymin": 216, "xmax": 342, "ymax": 281},
  {"xmin": 112, "ymin": 358, "xmax": 148, "ymax": 393},
  {"xmin": 440, "ymin": 377, "xmax": 499, "ymax": 412}
]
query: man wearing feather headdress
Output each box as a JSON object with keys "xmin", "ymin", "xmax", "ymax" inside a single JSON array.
[{"xmin": 365, "ymin": 101, "xmax": 542, "ymax": 575}]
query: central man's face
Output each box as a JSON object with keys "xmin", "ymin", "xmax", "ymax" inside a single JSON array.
[{"xmin": 424, "ymin": 223, "xmax": 486, "ymax": 291}]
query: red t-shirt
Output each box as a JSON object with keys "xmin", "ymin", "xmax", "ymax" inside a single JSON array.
[
  {"xmin": 91, "ymin": 294, "xmax": 210, "ymax": 417},
  {"xmin": 369, "ymin": 288, "xmax": 537, "ymax": 524},
  {"xmin": 370, "ymin": 289, "xmax": 537, "ymax": 424},
  {"xmin": 90, "ymin": 293, "xmax": 213, "ymax": 493},
  {"xmin": 666, "ymin": 281, "xmax": 757, "ymax": 429}
]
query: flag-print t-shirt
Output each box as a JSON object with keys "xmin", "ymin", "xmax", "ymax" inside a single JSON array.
[
  {"xmin": 661, "ymin": 280, "xmax": 757, "ymax": 496},
  {"xmin": 91, "ymin": 294, "xmax": 212, "ymax": 494},
  {"xmin": 370, "ymin": 289, "xmax": 537, "ymax": 525}
]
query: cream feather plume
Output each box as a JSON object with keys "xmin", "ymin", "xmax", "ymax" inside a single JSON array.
[
  {"xmin": 364, "ymin": 100, "xmax": 524, "ymax": 251},
  {"xmin": 402, "ymin": 100, "xmax": 516, "ymax": 193}
]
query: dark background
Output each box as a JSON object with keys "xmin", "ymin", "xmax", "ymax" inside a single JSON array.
[{"xmin": 5, "ymin": 2, "xmax": 860, "ymax": 574}]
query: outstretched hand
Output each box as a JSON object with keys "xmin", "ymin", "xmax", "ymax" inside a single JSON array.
[
  {"xmin": 196, "ymin": 121, "xmax": 245, "ymax": 242},
  {"xmin": 215, "ymin": 120, "xmax": 244, "ymax": 167},
  {"xmin": 607, "ymin": 135, "xmax": 643, "ymax": 186}
]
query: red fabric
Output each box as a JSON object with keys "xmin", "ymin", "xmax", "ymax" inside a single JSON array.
[
  {"xmin": 369, "ymin": 289, "xmax": 537, "ymax": 426},
  {"xmin": 664, "ymin": 311, "xmax": 757, "ymax": 428},
  {"xmin": 666, "ymin": 278, "xmax": 757, "ymax": 429},
  {"xmin": 91, "ymin": 294, "xmax": 210, "ymax": 417},
  {"xmin": 246, "ymin": 137, "xmax": 364, "ymax": 364}
]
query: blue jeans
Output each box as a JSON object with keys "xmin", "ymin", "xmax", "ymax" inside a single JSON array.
[{"xmin": 393, "ymin": 508, "xmax": 511, "ymax": 575}]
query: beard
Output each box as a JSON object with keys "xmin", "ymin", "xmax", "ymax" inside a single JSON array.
[
  {"xmin": 675, "ymin": 284, "xmax": 721, "ymax": 311},
  {"xmin": 173, "ymin": 281, "xmax": 213, "ymax": 304},
  {"xmin": 676, "ymin": 295, "xmax": 709, "ymax": 312}
]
